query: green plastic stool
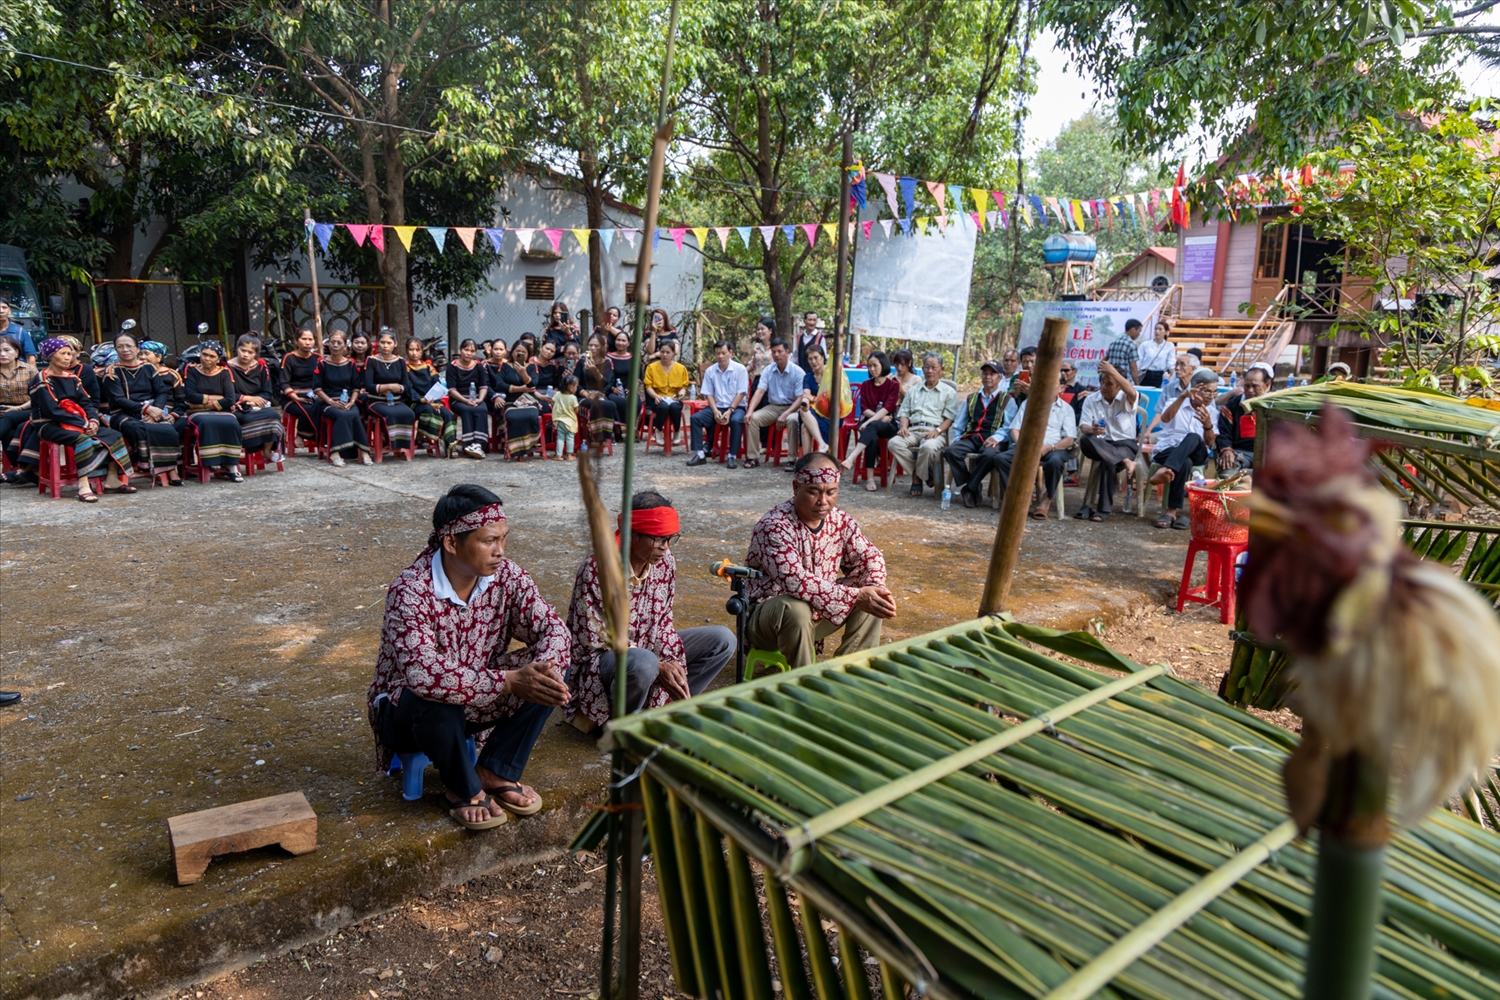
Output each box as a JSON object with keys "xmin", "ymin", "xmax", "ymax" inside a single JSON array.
[{"xmin": 742, "ymin": 648, "xmax": 791, "ymax": 682}]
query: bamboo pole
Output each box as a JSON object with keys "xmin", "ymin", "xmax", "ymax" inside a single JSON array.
[
  {"xmin": 979, "ymin": 316, "xmax": 1069, "ymax": 614},
  {"xmin": 831, "ymin": 131, "xmax": 853, "ymax": 462},
  {"xmin": 303, "ymin": 208, "xmax": 324, "ymax": 341},
  {"xmin": 605, "ymin": 6, "xmax": 680, "ymax": 999}
]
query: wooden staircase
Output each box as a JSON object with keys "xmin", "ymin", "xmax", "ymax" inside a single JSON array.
[{"xmin": 1170, "ymin": 318, "xmax": 1259, "ymax": 372}]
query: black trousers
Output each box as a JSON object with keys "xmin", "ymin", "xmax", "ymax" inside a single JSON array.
[
  {"xmin": 379, "ymin": 693, "xmax": 551, "ymax": 801},
  {"xmin": 690, "ymin": 405, "xmax": 745, "ymax": 455},
  {"xmin": 995, "ymin": 446, "xmax": 1068, "ymax": 498},
  {"xmin": 650, "ymin": 398, "xmax": 683, "ymax": 433},
  {"xmin": 1155, "ymin": 433, "xmax": 1209, "ymax": 509},
  {"xmin": 1080, "ymin": 436, "xmax": 1140, "ymax": 514},
  {"xmin": 944, "ymin": 435, "xmax": 1005, "ymax": 494}
]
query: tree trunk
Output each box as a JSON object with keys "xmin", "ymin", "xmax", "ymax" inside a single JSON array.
[
  {"xmin": 574, "ymin": 0, "xmax": 606, "ymax": 325},
  {"xmin": 377, "ymin": 0, "xmax": 412, "ymax": 340}
]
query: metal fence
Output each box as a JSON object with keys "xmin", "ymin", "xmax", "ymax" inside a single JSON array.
[{"xmin": 262, "ymin": 282, "xmax": 385, "ymax": 354}]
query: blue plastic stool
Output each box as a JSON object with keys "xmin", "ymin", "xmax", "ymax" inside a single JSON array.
[{"xmin": 389, "ymin": 737, "xmax": 477, "ymax": 801}]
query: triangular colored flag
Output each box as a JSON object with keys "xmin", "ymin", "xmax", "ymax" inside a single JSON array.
[
  {"xmin": 671, "ymin": 227, "xmax": 688, "ymax": 251},
  {"xmin": 1080, "ymin": 200, "xmax": 1094, "ymax": 220},
  {"xmin": 452, "ymin": 227, "xmax": 477, "ymax": 252},
  {"xmin": 714, "ymin": 227, "xmax": 731, "ymax": 250},
  {"xmin": 369, "ymin": 226, "xmax": 386, "ymax": 252},
  {"xmin": 344, "ymin": 223, "xmax": 370, "ymax": 246},
  {"xmin": 652, "ymin": 228, "xmax": 662, "ymax": 251},
  {"xmin": 947, "ymin": 184, "xmax": 964, "ymax": 216},
  {"xmin": 1043, "ymin": 196, "xmax": 1061, "ymax": 227},
  {"xmin": 1028, "ymin": 195, "xmax": 1044, "ymax": 227},
  {"xmin": 989, "ymin": 210, "xmax": 1002, "ymax": 230},
  {"xmin": 392, "ymin": 225, "xmax": 418, "ymax": 251},
  {"xmin": 484, "ymin": 228, "xmax": 505, "ymax": 253},
  {"xmin": 861, "ymin": 220, "xmax": 873, "ymax": 240},
  {"xmin": 514, "ymin": 228, "xmax": 535, "ymax": 251},
  {"xmin": 735, "ymin": 226, "xmax": 752, "ymax": 248},
  {"xmin": 875, "ymin": 172, "xmax": 899, "ymax": 218},
  {"xmin": 313, "ymin": 222, "xmax": 335, "ymax": 251},
  {"xmin": 801, "ymin": 223, "xmax": 819, "ymax": 247},
  {"xmin": 781, "ymin": 224, "xmax": 796, "ymax": 246},
  {"xmin": 879, "ymin": 219, "xmax": 893, "ymax": 238},
  {"xmin": 572, "ymin": 228, "xmax": 592, "ymax": 250},
  {"xmin": 690, "ymin": 226, "xmax": 708, "ymax": 250},
  {"xmin": 543, "ymin": 229, "xmax": 563, "ymax": 253},
  {"xmin": 620, "ymin": 228, "xmax": 639, "ymax": 249},
  {"xmin": 970, "ymin": 190, "xmax": 989, "ymax": 229},
  {"xmin": 898, "ymin": 176, "xmax": 918, "ymax": 218},
  {"xmin": 970, "ymin": 212, "xmax": 981, "ymax": 230},
  {"xmin": 916, "ymin": 217, "xmax": 930, "ymax": 236},
  {"xmin": 758, "ymin": 225, "xmax": 776, "ymax": 249},
  {"xmin": 897, "ymin": 217, "xmax": 911, "ymax": 236},
  {"xmin": 599, "ymin": 229, "xmax": 614, "ymax": 252},
  {"xmin": 991, "ymin": 190, "xmax": 1006, "ymax": 214},
  {"xmin": 822, "ymin": 222, "xmax": 838, "ymax": 244},
  {"xmin": 425, "ymin": 227, "xmax": 446, "ymax": 252},
  {"xmin": 925, "ymin": 181, "xmax": 946, "ymax": 214},
  {"xmin": 1071, "ymin": 201, "xmax": 1086, "ymax": 230}
]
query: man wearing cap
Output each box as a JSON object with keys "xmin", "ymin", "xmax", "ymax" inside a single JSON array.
[
  {"xmin": 1149, "ymin": 368, "xmax": 1220, "ymax": 529},
  {"xmin": 744, "ymin": 452, "xmax": 896, "ymax": 666},
  {"xmin": 995, "ymin": 364, "xmax": 1078, "ymax": 518},
  {"xmin": 565, "ymin": 491, "xmax": 735, "ymax": 729},
  {"xmin": 368, "ymin": 484, "xmax": 572, "ymax": 829},
  {"xmin": 943, "ymin": 359, "xmax": 1008, "ymax": 508},
  {"xmin": 1215, "ymin": 363, "xmax": 1272, "ymax": 472}
]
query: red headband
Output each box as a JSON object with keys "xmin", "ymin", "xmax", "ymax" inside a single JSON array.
[
  {"xmin": 426, "ymin": 503, "xmax": 506, "ymax": 551},
  {"xmin": 794, "ymin": 464, "xmax": 841, "ymax": 485},
  {"xmin": 619, "ymin": 506, "xmax": 681, "ymax": 540}
]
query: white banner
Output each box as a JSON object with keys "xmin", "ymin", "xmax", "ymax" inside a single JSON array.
[
  {"xmin": 1018, "ymin": 300, "xmax": 1159, "ymax": 388},
  {"xmin": 849, "ymin": 212, "xmax": 976, "ymax": 346}
]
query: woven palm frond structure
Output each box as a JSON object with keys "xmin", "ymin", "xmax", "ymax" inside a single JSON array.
[
  {"xmin": 602, "ymin": 617, "xmax": 1500, "ymax": 1000},
  {"xmin": 1222, "ymin": 382, "xmax": 1500, "ymax": 712}
]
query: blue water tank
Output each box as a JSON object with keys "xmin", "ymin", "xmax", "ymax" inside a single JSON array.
[{"xmin": 1043, "ymin": 233, "xmax": 1097, "ymax": 265}]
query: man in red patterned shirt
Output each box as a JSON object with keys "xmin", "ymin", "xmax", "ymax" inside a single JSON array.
[
  {"xmin": 368, "ymin": 485, "xmax": 572, "ymax": 829},
  {"xmin": 744, "ymin": 452, "xmax": 896, "ymax": 666},
  {"xmin": 566, "ymin": 491, "xmax": 735, "ymax": 730}
]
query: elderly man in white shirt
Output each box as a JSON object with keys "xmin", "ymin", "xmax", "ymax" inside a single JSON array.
[
  {"xmin": 1076, "ymin": 360, "xmax": 1140, "ymax": 521},
  {"xmin": 687, "ymin": 340, "xmax": 749, "ymax": 469},
  {"xmin": 888, "ymin": 352, "xmax": 958, "ymax": 496},
  {"xmin": 1148, "ymin": 367, "xmax": 1220, "ymax": 529},
  {"xmin": 994, "ymin": 365, "xmax": 1078, "ymax": 518}
]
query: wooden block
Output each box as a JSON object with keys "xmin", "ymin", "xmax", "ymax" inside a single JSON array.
[
  {"xmin": 167, "ymin": 791, "xmax": 317, "ymax": 886},
  {"xmin": 568, "ymin": 713, "xmax": 599, "ymax": 735}
]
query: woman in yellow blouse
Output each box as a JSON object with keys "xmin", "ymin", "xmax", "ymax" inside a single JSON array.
[{"xmin": 642, "ymin": 340, "xmax": 690, "ymax": 441}]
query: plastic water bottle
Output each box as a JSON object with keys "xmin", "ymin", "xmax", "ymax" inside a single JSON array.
[
  {"xmin": 941, "ymin": 485, "xmax": 951, "ymax": 510},
  {"xmin": 339, "ymin": 388, "xmax": 348, "ymax": 404},
  {"xmin": 386, "ymin": 392, "xmax": 394, "ymax": 405},
  {"xmin": 1228, "ymin": 373, "xmax": 1237, "ymax": 389},
  {"xmin": 1191, "ymin": 469, "xmax": 1206, "ymax": 487},
  {"xmin": 689, "ymin": 384, "xmax": 697, "ymax": 400}
]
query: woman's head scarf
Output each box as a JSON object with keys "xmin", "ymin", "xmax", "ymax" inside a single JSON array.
[{"xmin": 38, "ymin": 338, "xmax": 71, "ymax": 363}]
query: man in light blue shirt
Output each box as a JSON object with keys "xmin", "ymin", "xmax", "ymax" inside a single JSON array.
[
  {"xmin": 743, "ymin": 338, "xmax": 805, "ymax": 467},
  {"xmin": 0, "ymin": 298, "xmax": 37, "ymax": 362},
  {"xmin": 688, "ymin": 340, "xmax": 749, "ymax": 468}
]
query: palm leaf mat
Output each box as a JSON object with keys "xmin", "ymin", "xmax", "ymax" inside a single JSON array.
[{"xmin": 602, "ymin": 617, "xmax": 1500, "ymax": 1000}]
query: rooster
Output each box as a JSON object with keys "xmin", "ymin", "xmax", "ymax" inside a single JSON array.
[{"xmin": 1241, "ymin": 405, "xmax": 1500, "ymax": 835}]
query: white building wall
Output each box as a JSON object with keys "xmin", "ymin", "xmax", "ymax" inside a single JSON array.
[{"xmin": 413, "ymin": 172, "xmax": 704, "ymax": 352}]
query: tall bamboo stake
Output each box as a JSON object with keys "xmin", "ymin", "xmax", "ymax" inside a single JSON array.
[
  {"xmin": 605, "ymin": 5, "xmax": 680, "ymax": 998},
  {"xmin": 303, "ymin": 208, "xmax": 324, "ymax": 341},
  {"xmin": 830, "ymin": 131, "xmax": 853, "ymax": 462},
  {"xmin": 978, "ymin": 316, "xmax": 1068, "ymax": 614}
]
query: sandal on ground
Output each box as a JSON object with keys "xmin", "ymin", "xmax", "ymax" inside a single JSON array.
[
  {"xmin": 488, "ymin": 780, "xmax": 544, "ymax": 816},
  {"xmin": 1073, "ymin": 505, "xmax": 1094, "ymax": 520},
  {"xmin": 447, "ymin": 793, "xmax": 508, "ymax": 830},
  {"xmin": 909, "ymin": 482, "xmax": 923, "ymax": 496},
  {"xmin": 76, "ymin": 490, "xmax": 99, "ymax": 503},
  {"xmin": 1153, "ymin": 512, "xmax": 1175, "ymax": 529},
  {"xmin": 0, "ymin": 471, "xmax": 24, "ymax": 485},
  {"xmin": 104, "ymin": 484, "xmax": 138, "ymax": 494},
  {"xmin": 865, "ymin": 479, "xmax": 878, "ymax": 491},
  {"xmin": 1030, "ymin": 503, "xmax": 1050, "ymax": 519},
  {"xmin": 168, "ymin": 477, "xmax": 186, "ymax": 486},
  {"xmin": 1091, "ymin": 511, "xmax": 1111, "ymax": 522},
  {"xmin": 227, "ymin": 472, "xmax": 245, "ymax": 483},
  {"xmin": 1172, "ymin": 514, "xmax": 1192, "ymax": 530}
]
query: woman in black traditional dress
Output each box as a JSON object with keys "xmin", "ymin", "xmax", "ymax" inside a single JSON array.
[
  {"xmin": 404, "ymin": 337, "xmax": 456, "ymax": 456},
  {"xmin": 349, "ymin": 332, "xmax": 372, "ymax": 373},
  {"xmin": 445, "ymin": 338, "xmax": 490, "ymax": 459},
  {"xmin": 364, "ymin": 329, "xmax": 415, "ymax": 453},
  {"xmin": 105, "ymin": 331, "xmax": 182, "ymax": 483},
  {"xmin": 578, "ymin": 331, "xmax": 625, "ymax": 442},
  {"xmin": 315, "ymin": 330, "xmax": 372, "ymax": 467},
  {"xmin": 494, "ymin": 340, "xmax": 543, "ymax": 459},
  {"xmin": 279, "ymin": 327, "xmax": 322, "ymax": 443},
  {"xmin": 27, "ymin": 338, "xmax": 135, "ymax": 500},
  {"xmin": 226, "ymin": 333, "xmax": 285, "ymax": 462},
  {"xmin": 528, "ymin": 340, "xmax": 563, "ymax": 401},
  {"xmin": 183, "ymin": 341, "xmax": 247, "ymax": 482}
]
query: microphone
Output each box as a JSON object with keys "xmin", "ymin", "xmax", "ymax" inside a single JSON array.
[{"xmin": 710, "ymin": 558, "xmax": 761, "ymax": 580}]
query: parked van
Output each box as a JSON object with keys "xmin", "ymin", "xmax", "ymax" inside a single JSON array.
[{"xmin": 0, "ymin": 244, "xmax": 48, "ymax": 339}]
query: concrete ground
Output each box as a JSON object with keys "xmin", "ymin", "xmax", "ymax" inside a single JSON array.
[{"xmin": 0, "ymin": 443, "xmax": 1190, "ymax": 999}]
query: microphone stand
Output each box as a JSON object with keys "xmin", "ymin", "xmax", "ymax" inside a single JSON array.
[{"xmin": 724, "ymin": 576, "xmax": 750, "ymax": 684}]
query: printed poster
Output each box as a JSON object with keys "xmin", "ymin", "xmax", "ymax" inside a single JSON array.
[{"xmin": 1017, "ymin": 300, "xmax": 1161, "ymax": 388}]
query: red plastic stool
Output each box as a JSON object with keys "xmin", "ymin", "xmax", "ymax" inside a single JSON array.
[
  {"xmin": 711, "ymin": 420, "xmax": 744, "ymax": 463},
  {"xmin": 853, "ymin": 436, "xmax": 891, "ymax": 488},
  {"xmin": 179, "ymin": 423, "xmax": 212, "ymax": 483},
  {"xmin": 38, "ymin": 440, "xmax": 103, "ymax": 498},
  {"xmin": 1176, "ymin": 538, "xmax": 1248, "ymax": 623}
]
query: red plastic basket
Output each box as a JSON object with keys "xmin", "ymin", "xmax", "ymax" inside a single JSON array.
[{"xmin": 1186, "ymin": 482, "xmax": 1251, "ymax": 543}]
